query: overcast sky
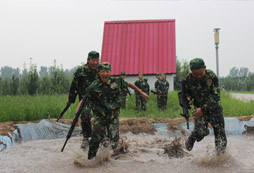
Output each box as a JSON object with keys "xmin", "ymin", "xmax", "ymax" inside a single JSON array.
[{"xmin": 0, "ymin": 0, "xmax": 254, "ymax": 77}]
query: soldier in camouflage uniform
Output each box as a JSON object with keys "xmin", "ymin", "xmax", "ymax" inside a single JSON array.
[
  {"xmin": 185, "ymin": 58, "xmax": 227, "ymax": 155},
  {"xmin": 154, "ymin": 73, "xmax": 161, "ymax": 108},
  {"xmin": 134, "ymin": 72, "xmax": 150, "ymax": 111},
  {"xmin": 67, "ymin": 51, "xmax": 99, "ymax": 149},
  {"xmin": 157, "ymin": 73, "xmax": 169, "ymax": 110},
  {"xmin": 79, "ymin": 62, "xmax": 148, "ymax": 160},
  {"xmin": 119, "ymin": 72, "xmax": 127, "ymax": 109}
]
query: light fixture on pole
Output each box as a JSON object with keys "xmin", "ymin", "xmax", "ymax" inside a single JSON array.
[{"xmin": 214, "ymin": 28, "xmax": 220, "ymax": 79}]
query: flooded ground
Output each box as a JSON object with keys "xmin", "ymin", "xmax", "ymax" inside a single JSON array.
[{"xmin": 1, "ymin": 134, "xmax": 254, "ymax": 173}]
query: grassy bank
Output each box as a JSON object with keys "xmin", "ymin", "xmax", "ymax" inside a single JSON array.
[
  {"xmin": 0, "ymin": 91, "xmax": 254, "ymax": 122},
  {"xmin": 0, "ymin": 95, "xmax": 78, "ymax": 122}
]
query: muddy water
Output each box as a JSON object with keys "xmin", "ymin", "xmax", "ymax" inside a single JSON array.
[{"xmin": 0, "ymin": 134, "xmax": 254, "ymax": 173}]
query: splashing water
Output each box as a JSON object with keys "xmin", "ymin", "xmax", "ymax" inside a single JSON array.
[{"xmin": 1, "ymin": 134, "xmax": 254, "ymax": 173}]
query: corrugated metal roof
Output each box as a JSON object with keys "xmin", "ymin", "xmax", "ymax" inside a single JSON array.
[{"xmin": 101, "ymin": 19, "xmax": 176, "ymax": 75}]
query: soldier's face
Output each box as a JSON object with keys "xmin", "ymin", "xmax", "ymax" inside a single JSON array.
[
  {"xmin": 99, "ymin": 70, "xmax": 111, "ymax": 83},
  {"xmin": 161, "ymin": 75, "xmax": 166, "ymax": 80},
  {"xmin": 121, "ymin": 75, "xmax": 126, "ymax": 79},
  {"xmin": 138, "ymin": 74, "xmax": 143, "ymax": 80},
  {"xmin": 156, "ymin": 76, "xmax": 160, "ymax": 80},
  {"xmin": 87, "ymin": 58, "xmax": 99, "ymax": 70},
  {"xmin": 191, "ymin": 68, "xmax": 206, "ymax": 80}
]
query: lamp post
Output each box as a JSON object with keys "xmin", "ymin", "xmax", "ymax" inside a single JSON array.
[{"xmin": 214, "ymin": 28, "xmax": 220, "ymax": 79}]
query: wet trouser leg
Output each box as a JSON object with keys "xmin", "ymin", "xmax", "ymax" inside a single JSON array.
[
  {"xmin": 88, "ymin": 116, "xmax": 119, "ymax": 159},
  {"xmin": 80, "ymin": 104, "xmax": 92, "ymax": 138},
  {"xmin": 191, "ymin": 116, "xmax": 210, "ymax": 142},
  {"xmin": 191, "ymin": 106, "xmax": 227, "ymax": 152},
  {"xmin": 210, "ymin": 108, "xmax": 227, "ymax": 152},
  {"xmin": 88, "ymin": 118, "xmax": 106, "ymax": 159}
]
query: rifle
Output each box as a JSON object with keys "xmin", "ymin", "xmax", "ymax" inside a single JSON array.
[
  {"xmin": 151, "ymin": 90, "xmax": 159, "ymax": 95},
  {"xmin": 178, "ymin": 78, "xmax": 191, "ymax": 129},
  {"xmin": 56, "ymin": 102, "xmax": 71, "ymax": 122},
  {"xmin": 61, "ymin": 96, "xmax": 87, "ymax": 152}
]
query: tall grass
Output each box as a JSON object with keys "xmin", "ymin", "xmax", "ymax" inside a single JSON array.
[
  {"xmin": 120, "ymin": 91, "xmax": 182, "ymax": 119},
  {"xmin": 0, "ymin": 95, "xmax": 78, "ymax": 122},
  {"xmin": 221, "ymin": 92, "xmax": 254, "ymax": 117},
  {"xmin": 0, "ymin": 91, "xmax": 253, "ymax": 122}
]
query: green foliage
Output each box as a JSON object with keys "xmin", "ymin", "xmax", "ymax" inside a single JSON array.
[
  {"xmin": 220, "ymin": 66, "xmax": 254, "ymax": 92},
  {"xmin": 0, "ymin": 95, "xmax": 78, "ymax": 122},
  {"xmin": 221, "ymin": 92, "xmax": 254, "ymax": 117},
  {"xmin": 0, "ymin": 91, "xmax": 253, "ymax": 122},
  {"xmin": 174, "ymin": 58, "xmax": 190, "ymax": 90},
  {"xmin": 220, "ymin": 71, "xmax": 254, "ymax": 92},
  {"xmin": 0, "ymin": 62, "xmax": 76, "ymax": 96}
]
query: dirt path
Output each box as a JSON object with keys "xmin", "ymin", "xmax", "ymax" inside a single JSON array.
[{"xmin": 231, "ymin": 93, "xmax": 254, "ymax": 102}]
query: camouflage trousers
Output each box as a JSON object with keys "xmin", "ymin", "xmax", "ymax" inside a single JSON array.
[
  {"xmin": 136, "ymin": 95, "xmax": 147, "ymax": 111},
  {"xmin": 158, "ymin": 95, "xmax": 168, "ymax": 110},
  {"xmin": 120, "ymin": 95, "xmax": 127, "ymax": 109},
  {"xmin": 190, "ymin": 106, "xmax": 227, "ymax": 152},
  {"xmin": 88, "ymin": 113, "xmax": 119, "ymax": 159},
  {"xmin": 156, "ymin": 95, "xmax": 161, "ymax": 109},
  {"xmin": 80, "ymin": 104, "xmax": 92, "ymax": 138}
]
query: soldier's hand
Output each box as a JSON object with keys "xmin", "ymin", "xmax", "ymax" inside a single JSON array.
[
  {"xmin": 192, "ymin": 108, "xmax": 203, "ymax": 119},
  {"xmin": 187, "ymin": 97, "xmax": 193, "ymax": 105},
  {"xmin": 66, "ymin": 99, "xmax": 70, "ymax": 105}
]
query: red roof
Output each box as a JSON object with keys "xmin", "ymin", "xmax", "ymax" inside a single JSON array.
[{"xmin": 101, "ymin": 19, "xmax": 176, "ymax": 75}]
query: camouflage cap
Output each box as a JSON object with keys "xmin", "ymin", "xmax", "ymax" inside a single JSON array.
[
  {"xmin": 161, "ymin": 73, "xmax": 166, "ymax": 76},
  {"xmin": 121, "ymin": 71, "xmax": 126, "ymax": 76},
  {"xmin": 156, "ymin": 73, "xmax": 160, "ymax": 76},
  {"xmin": 97, "ymin": 62, "xmax": 111, "ymax": 71},
  {"xmin": 190, "ymin": 58, "xmax": 205, "ymax": 70},
  {"xmin": 88, "ymin": 51, "xmax": 100, "ymax": 59}
]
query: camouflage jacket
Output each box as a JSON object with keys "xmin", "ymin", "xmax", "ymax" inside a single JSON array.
[
  {"xmin": 158, "ymin": 79, "xmax": 169, "ymax": 95},
  {"xmin": 85, "ymin": 77, "xmax": 128, "ymax": 118},
  {"xmin": 68, "ymin": 63, "xmax": 98, "ymax": 103},
  {"xmin": 134, "ymin": 79, "xmax": 150, "ymax": 95},
  {"xmin": 155, "ymin": 80, "xmax": 160, "ymax": 90},
  {"xmin": 185, "ymin": 69, "xmax": 221, "ymax": 114}
]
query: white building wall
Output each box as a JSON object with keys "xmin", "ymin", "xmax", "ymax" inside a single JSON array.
[{"xmin": 124, "ymin": 74, "xmax": 175, "ymax": 92}]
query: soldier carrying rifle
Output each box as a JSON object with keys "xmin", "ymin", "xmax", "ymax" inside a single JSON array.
[
  {"xmin": 134, "ymin": 72, "xmax": 150, "ymax": 111},
  {"xmin": 61, "ymin": 62, "xmax": 148, "ymax": 160},
  {"xmin": 66, "ymin": 51, "xmax": 100, "ymax": 149},
  {"xmin": 184, "ymin": 58, "xmax": 227, "ymax": 155}
]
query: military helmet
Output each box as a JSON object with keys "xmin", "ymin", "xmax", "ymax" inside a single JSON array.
[
  {"xmin": 88, "ymin": 51, "xmax": 100, "ymax": 59},
  {"xmin": 190, "ymin": 58, "xmax": 205, "ymax": 70},
  {"xmin": 97, "ymin": 62, "xmax": 111, "ymax": 71}
]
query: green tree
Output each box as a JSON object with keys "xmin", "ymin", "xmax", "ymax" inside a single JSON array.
[
  {"xmin": 174, "ymin": 58, "xmax": 190, "ymax": 90},
  {"xmin": 10, "ymin": 75, "xmax": 19, "ymax": 95}
]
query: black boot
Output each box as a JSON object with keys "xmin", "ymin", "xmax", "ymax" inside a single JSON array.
[
  {"xmin": 186, "ymin": 136, "xmax": 196, "ymax": 151},
  {"xmin": 88, "ymin": 151, "xmax": 96, "ymax": 160}
]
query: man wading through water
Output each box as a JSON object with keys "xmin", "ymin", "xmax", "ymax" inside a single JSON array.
[
  {"xmin": 76, "ymin": 62, "xmax": 149, "ymax": 160},
  {"xmin": 185, "ymin": 58, "xmax": 227, "ymax": 155},
  {"xmin": 67, "ymin": 51, "xmax": 100, "ymax": 149}
]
